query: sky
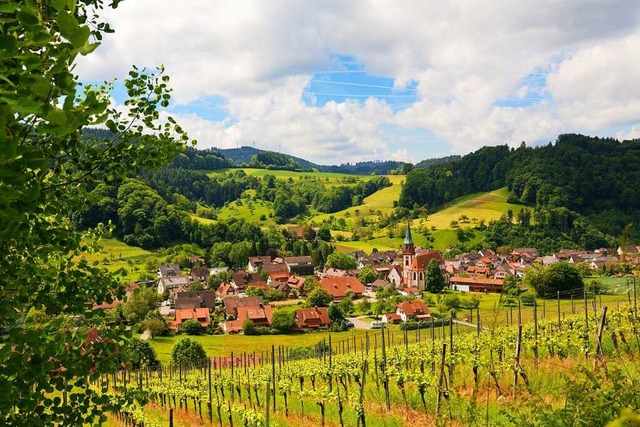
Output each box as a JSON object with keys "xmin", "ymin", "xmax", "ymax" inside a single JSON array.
[{"xmin": 76, "ymin": 0, "xmax": 640, "ymax": 165}]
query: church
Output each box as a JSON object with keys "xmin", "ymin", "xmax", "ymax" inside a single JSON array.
[{"xmin": 401, "ymin": 222, "xmax": 445, "ymax": 290}]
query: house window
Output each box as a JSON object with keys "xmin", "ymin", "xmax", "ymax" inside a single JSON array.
[
  {"xmin": 413, "ymin": 272, "xmax": 417, "ymax": 280},
  {"xmin": 405, "ymin": 258, "xmax": 409, "ymax": 266}
]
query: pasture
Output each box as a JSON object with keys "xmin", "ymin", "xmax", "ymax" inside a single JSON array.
[{"xmin": 76, "ymin": 238, "xmax": 157, "ymax": 281}]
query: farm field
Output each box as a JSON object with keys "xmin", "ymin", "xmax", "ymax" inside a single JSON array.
[
  {"xmin": 419, "ymin": 187, "xmax": 531, "ymax": 231},
  {"xmin": 112, "ymin": 304, "xmax": 640, "ymax": 427},
  {"xmin": 148, "ymin": 323, "xmax": 475, "ymax": 366}
]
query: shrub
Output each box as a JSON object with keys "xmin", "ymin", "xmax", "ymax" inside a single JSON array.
[
  {"xmin": 171, "ymin": 338, "xmax": 207, "ymax": 368},
  {"xmin": 126, "ymin": 338, "xmax": 160, "ymax": 369},
  {"xmin": 242, "ymin": 319, "xmax": 257, "ymax": 335},
  {"xmin": 181, "ymin": 319, "xmax": 205, "ymax": 335}
]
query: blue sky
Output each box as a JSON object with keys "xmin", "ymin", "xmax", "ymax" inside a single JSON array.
[{"xmin": 77, "ymin": 1, "xmax": 640, "ymax": 165}]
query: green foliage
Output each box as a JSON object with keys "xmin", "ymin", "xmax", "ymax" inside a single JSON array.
[
  {"xmin": 171, "ymin": 338, "xmax": 207, "ymax": 368},
  {"xmin": 338, "ymin": 296, "xmax": 354, "ymax": 316},
  {"xmin": 306, "ymin": 288, "xmax": 332, "ymax": 307},
  {"xmin": 249, "ymin": 151, "xmax": 304, "ymax": 170},
  {"xmin": 271, "ymin": 310, "xmax": 296, "ymax": 334},
  {"xmin": 328, "ymin": 303, "xmax": 345, "ymax": 324},
  {"xmin": 324, "ymin": 252, "xmax": 358, "ymax": 270},
  {"xmin": 122, "ymin": 286, "xmax": 160, "ymax": 324},
  {"xmin": 358, "ymin": 264, "xmax": 377, "ymax": 285},
  {"xmin": 242, "ymin": 319, "xmax": 257, "ymax": 335},
  {"xmin": 141, "ymin": 310, "xmax": 169, "ymax": 337},
  {"xmin": 425, "ymin": 259, "xmax": 446, "ymax": 293},
  {"xmin": 126, "ymin": 338, "xmax": 160, "ymax": 369},
  {"xmin": 180, "ymin": 319, "xmax": 205, "ymax": 335},
  {"xmin": 0, "ymin": 2, "xmax": 192, "ymax": 421},
  {"xmin": 528, "ymin": 263, "xmax": 584, "ymax": 297}
]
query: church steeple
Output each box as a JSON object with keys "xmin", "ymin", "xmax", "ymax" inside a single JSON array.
[
  {"xmin": 404, "ymin": 222, "xmax": 414, "ymax": 245},
  {"xmin": 402, "ymin": 222, "xmax": 415, "ymax": 283},
  {"xmin": 402, "ymin": 222, "xmax": 415, "ymax": 256}
]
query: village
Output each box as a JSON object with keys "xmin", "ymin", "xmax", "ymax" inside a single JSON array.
[{"xmin": 106, "ymin": 223, "xmax": 638, "ymax": 337}]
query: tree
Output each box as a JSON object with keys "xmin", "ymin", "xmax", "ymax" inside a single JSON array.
[
  {"xmin": 141, "ymin": 310, "xmax": 169, "ymax": 337},
  {"xmin": 338, "ymin": 296, "xmax": 354, "ymax": 316},
  {"xmin": 0, "ymin": 2, "xmax": 189, "ymax": 424},
  {"xmin": 306, "ymin": 288, "xmax": 332, "ymax": 307},
  {"xmin": 531, "ymin": 263, "xmax": 584, "ymax": 297},
  {"xmin": 328, "ymin": 303, "xmax": 345, "ymax": 324},
  {"xmin": 358, "ymin": 264, "xmax": 377, "ymax": 285},
  {"xmin": 141, "ymin": 317, "xmax": 168, "ymax": 338},
  {"xmin": 126, "ymin": 338, "xmax": 159, "ymax": 369},
  {"xmin": 359, "ymin": 298, "xmax": 372, "ymax": 314},
  {"xmin": 324, "ymin": 252, "xmax": 358, "ymax": 270},
  {"xmin": 171, "ymin": 338, "xmax": 207, "ymax": 368},
  {"xmin": 181, "ymin": 319, "xmax": 205, "ymax": 335},
  {"xmin": 229, "ymin": 241, "xmax": 252, "ymax": 267},
  {"xmin": 425, "ymin": 259, "xmax": 446, "ymax": 293},
  {"xmin": 317, "ymin": 227, "xmax": 332, "ymax": 242},
  {"xmin": 271, "ymin": 310, "xmax": 296, "ymax": 334},
  {"xmin": 122, "ymin": 287, "xmax": 160, "ymax": 324}
]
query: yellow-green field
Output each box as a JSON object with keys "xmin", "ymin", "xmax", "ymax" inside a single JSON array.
[
  {"xmin": 421, "ymin": 187, "xmax": 531, "ymax": 230},
  {"xmin": 76, "ymin": 238, "xmax": 158, "ymax": 281},
  {"xmin": 310, "ymin": 175, "xmax": 404, "ymax": 225},
  {"xmin": 208, "ymin": 168, "xmax": 377, "ymax": 188}
]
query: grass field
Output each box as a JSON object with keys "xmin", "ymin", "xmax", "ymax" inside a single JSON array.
[
  {"xmin": 420, "ymin": 187, "xmax": 531, "ymax": 231},
  {"xmin": 76, "ymin": 238, "xmax": 158, "ymax": 281},
  {"xmin": 148, "ymin": 326, "xmax": 415, "ymax": 365},
  {"xmin": 208, "ymin": 168, "xmax": 376, "ymax": 187}
]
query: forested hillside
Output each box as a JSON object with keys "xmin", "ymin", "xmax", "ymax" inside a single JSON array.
[{"xmin": 399, "ymin": 134, "xmax": 640, "ymax": 242}]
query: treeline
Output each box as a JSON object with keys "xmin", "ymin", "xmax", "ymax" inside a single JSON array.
[
  {"xmin": 248, "ymin": 151, "xmax": 307, "ymax": 171},
  {"xmin": 322, "ymin": 160, "xmax": 412, "ymax": 175},
  {"xmin": 399, "ymin": 145, "xmax": 513, "ymax": 209},
  {"xmin": 169, "ymin": 147, "xmax": 232, "ymax": 170},
  {"xmin": 399, "ymin": 134, "xmax": 640, "ymax": 241},
  {"xmin": 137, "ymin": 168, "xmax": 255, "ymax": 208}
]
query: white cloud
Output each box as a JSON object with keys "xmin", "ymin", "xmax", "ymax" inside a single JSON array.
[{"xmin": 77, "ymin": 0, "xmax": 640, "ymax": 163}]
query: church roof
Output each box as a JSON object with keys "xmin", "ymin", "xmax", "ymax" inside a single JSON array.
[{"xmin": 404, "ymin": 222, "xmax": 414, "ymax": 245}]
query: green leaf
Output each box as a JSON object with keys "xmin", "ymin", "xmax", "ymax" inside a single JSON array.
[
  {"xmin": 0, "ymin": 4, "xmax": 18, "ymax": 13},
  {"xmin": 47, "ymin": 108, "xmax": 67, "ymax": 126},
  {"xmin": 57, "ymin": 11, "xmax": 78, "ymax": 38},
  {"xmin": 0, "ymin": 35, "xmax": 17, "ymax": 55},
  {"xmin": 17, "ymin": 10, "xmax": 40, "ymax": 27},
  {"xmin": 78, "ymin": 42, "xmax": 100, "ymax": 56},
  {"xmin": 69, "ymin": 26, "xmax": 90, "ymax": 49},
  {"xmin": 31, "ymin": 76, "xmax": 51, "ymax": 99}
]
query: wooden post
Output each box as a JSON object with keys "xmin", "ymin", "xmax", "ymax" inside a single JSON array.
[
  {"xmin": 533, "ymin": 299, "xmax": 539, "ymax": 369},
  {"xmin": 596, "ymin": 307, "xmax": 608, "ymax": 357},
  {"xmin": 513, "ymin": 324, "xmax": 522, "ymax": 396},
  {"xmin": 557, "ymin": 291, "xmax": 561, "ymax": 330},
  {"xmin": 436, "ymin": 342, "xmax": 447, "ymax": 418},
  {"xmin": 271, "ymin": 345, "xmax": 276, "ymax": 413},
  {"xmin": 381, "ymin": 326, "xmax": 390, "ymax": 410}
]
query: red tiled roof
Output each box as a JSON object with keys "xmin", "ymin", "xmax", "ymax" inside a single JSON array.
[
  {"xmin": 409, "ymin": 251, "xmax": 444, "ymax": 270},
  {"xmin": 295, "ymin": 307, "xmax": 330, "ymax": 329},
  {"xmin": 397, "ymin": 300, "xmax": 430, "ymax": 317},
  {"xmin": 320, "ymin": 277, "xmax": 365, "ymax": 299},
  {"xmin": 236, "ymin": 304, "xmax": 273, "ymax": 324},
  {"xmin": 449, "ymin": 276, "xmax": 504, "ymax": 285},
  {"xmin": 174, "ymin": 308, "xmax": 210, "ymax": 329}
]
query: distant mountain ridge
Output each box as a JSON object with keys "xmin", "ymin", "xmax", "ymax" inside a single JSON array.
[{"xmin": 215, "ymin": 146, "xmax": 413, "ymax": 175}]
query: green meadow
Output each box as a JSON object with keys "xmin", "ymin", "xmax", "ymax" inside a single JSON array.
[{"xmin": 76, "ymin": 238, "xmax": 157, "ymax": 281}]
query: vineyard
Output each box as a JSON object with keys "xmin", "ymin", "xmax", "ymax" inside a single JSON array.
[{"xmin": 103, "ymin": 300, "xmax": 640, "ymax": 427}]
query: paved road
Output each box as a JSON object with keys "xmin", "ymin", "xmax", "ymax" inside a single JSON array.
[{"xmin": 347, "ymin": 316, "xmax": 373, "ymax": 329}]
